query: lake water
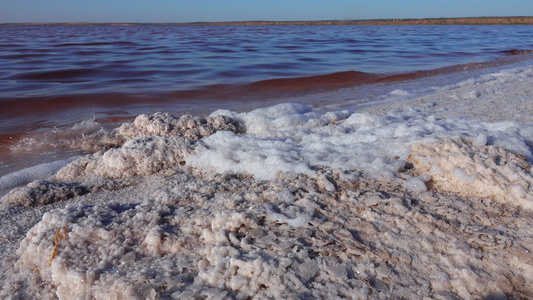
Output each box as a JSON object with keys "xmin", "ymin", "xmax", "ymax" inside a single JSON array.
[{"xmin": 2, "ymin": 25, "xmax": 533, "ymax": 134}]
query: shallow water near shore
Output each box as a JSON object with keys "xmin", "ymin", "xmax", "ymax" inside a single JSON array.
[{"xmin": 2, "ymin": 25, "xmax": 533, "ymax": 134}]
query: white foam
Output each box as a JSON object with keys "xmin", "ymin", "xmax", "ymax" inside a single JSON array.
[
  {"xmin": 189, "ymin": 102, "xmax": 533, "ymax": 184},
  {"xmin": 0, "ymin": 157, "xmax": 78, "ymax": 191},
  {"xmin": 390, "ymin": 89, "xmax": 409, "ymax": 96},
  {"xmin": 268, "ymin": 211, "xmax": 312, "ymax": 228}
]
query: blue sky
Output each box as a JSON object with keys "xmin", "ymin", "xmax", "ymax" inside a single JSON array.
[{"xmin": 1, "ymin": 0, "xmax": 532, "ymax": 23}]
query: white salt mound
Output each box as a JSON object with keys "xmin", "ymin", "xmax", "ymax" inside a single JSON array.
[
  {"xmin": 190, "ymin": 102, "xmax": 533, "ymax": 184},
  {"xmin": 409, "ymin": 138, "xmax": 533, "ymax": 209},
  {"xmin": 118, "ymin": 112, "xmax": 242, "ymax": 140},
  {"xmin": 1, "ymin": 180, "xmax": 89, "ymax": 207},
  {"xmin": 55, "ymin": 136, "xmax": 194, "ymax": 180}
]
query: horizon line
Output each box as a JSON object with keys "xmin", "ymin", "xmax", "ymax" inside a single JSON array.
[{"xmin": 2, "ymin": 16, "xmax": 533, "ymax": 26}]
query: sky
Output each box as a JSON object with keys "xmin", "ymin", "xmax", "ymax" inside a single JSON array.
[{"xmin": 1, "ymin": 0, "xmax": 532, "ymax": 23}]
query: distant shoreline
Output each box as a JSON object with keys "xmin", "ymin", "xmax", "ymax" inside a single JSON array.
[{"xmin": 3, "ymin": 16, "xmax": 533, "ymax": 26}]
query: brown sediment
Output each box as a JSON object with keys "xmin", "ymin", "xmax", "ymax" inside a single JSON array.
[
  {"xmin": 245, "ymin": 71, "xmax": 381, "ymax": 91},
  {"xmin": 5, "ymin": 16, "xmax": 533, "ymax": 26},
  {"xmin": 96, "ymin": 115, "xmax": 135, "ymax": 124},
  {"xmin": 502, "ymin": 49, "xmax": 533, "ymax": 55},
  {"xmin": 0, "ymin": 132, "xmax": 27, "ymax": 145},
  {"xmin": 182, "ymin": 16, "xmax": 533, "ymax": 26},
  {"xmin": 0, "ymin": 93, "xmax": 143, "ymax": 120},
  {"xmin": 0, "ymin": 132, "xmax": 27, "ymax": 160}
]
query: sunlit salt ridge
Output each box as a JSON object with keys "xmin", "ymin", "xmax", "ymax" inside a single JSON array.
[{"xmin": 194, "ymin": 102, "xmax": 533, "ymax": 182}]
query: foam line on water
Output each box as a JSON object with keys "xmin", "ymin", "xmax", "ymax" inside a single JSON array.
[{"xmin": 0, "ymin": 157, "xmax": 79, "ymax": 191}]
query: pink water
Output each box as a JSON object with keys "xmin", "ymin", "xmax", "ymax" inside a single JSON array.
[{"xmin": 2, "ymin": 25, "xmax": 533, "ymax": 133}]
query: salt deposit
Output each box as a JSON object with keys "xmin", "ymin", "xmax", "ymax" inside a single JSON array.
[
  {"xmin": 1, "ymin": 61, "xmax": 533, "ymax": 299},
  {"xmin": 117, "ymin": 112, "xmax": 243, "ymax": 140},
  {"xmin": 409, "ymin": 138, "xmax": 533, "ymax": 210},
  {"xmin": 189, "ymin": 102, "xmax": 533, "ymax": 183},
  {"xmin": 8, "ymin": 171, "xmax": 533, "ymax": 299},
  {"xmin": 55, "ymin": 136, "xmax": 195, "ymax": 180}
]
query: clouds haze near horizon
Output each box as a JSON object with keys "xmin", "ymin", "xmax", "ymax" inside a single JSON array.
[{"xmin": 1, "ymin": 0, "xmax": 532, "ymax": 23}]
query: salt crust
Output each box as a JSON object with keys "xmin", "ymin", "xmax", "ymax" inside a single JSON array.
[
  {"xmin": 1, "ymin": 180, "xmax": 90, "ymax": 208},
  {"xmin": 0, "ymin": 178, "xmax": 132, "ymax": 208},
  {"xmin": 409, "ymin": 138, "xmax": 533, "ymax": 210},
  {"xmin": 117, "ymin": 112, "xmax": 243, "ymax": 141},
  {"xmin": 55, "ymin": 136, "xmax": 194, "ymax": 180},
  {"xmin": 356, "ymin": 60, "xmax": 533, "ymax": 124},
  {"xmin": 25, "ymin": 101, "xmax": 533, "ymax": 188},
  {"xmin": 2, "ymin": 113, "xmax": 242, "ymax": 206},
  {"xmin": 9, "ymin": 171, "xmax": 533, "ymax": 299}
]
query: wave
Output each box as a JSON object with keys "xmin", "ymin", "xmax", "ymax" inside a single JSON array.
[
  {"xmin": 246, "ymin": 71, "xmax": 381, "ymax": 91},
  {"xmin": 502, "ymin": 49, "xmax": 533, "ymax": 55},
  {"xmin": 2, "ymin": 49, "xmax": 533, "ymax": 134},
  {"xmin": 13, "ymin": 68, "xmax": 101, "ymax": 81},
  {"xmin": 0, "ymin": 71, "xmax": 385, "ymax": 128},
  {"xmin": 52, "ymin": 41, "xmax": 138, "ymax": 48}
]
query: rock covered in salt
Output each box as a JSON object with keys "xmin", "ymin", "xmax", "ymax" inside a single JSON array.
[
  {"xmin": 55, "ymin": 136, "xmax": 194, "ymax": 180},
  {"xmin": 118, "ymin": 112, "xmax": 242, "ymax": 140},
  {"xmin": 1, "ymin": 181, "xmax": 89, "ymax": 207},
  {"xmin": 409, "ymin": 138, "xmax": 533, "ymax": 209}
]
